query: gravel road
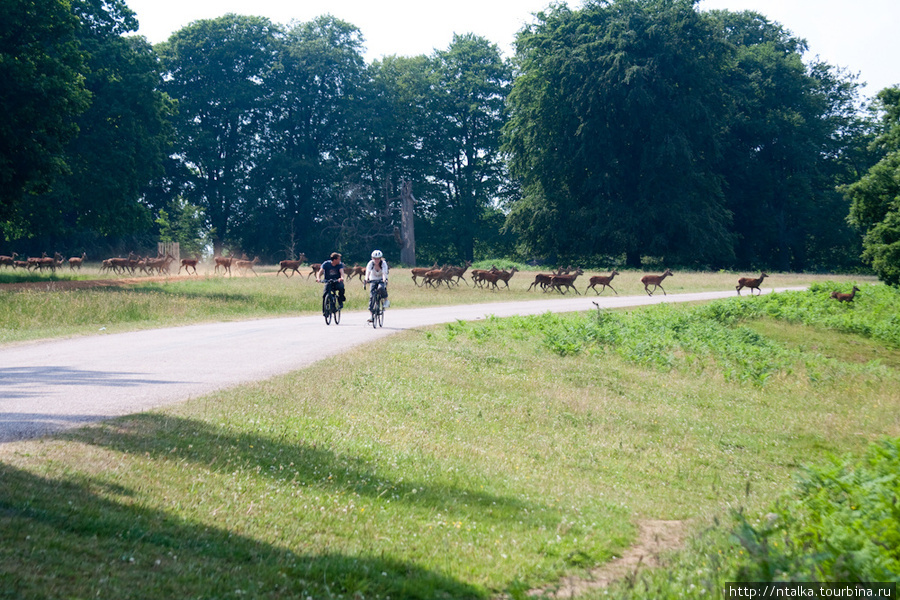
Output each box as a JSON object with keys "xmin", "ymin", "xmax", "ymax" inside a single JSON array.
[{"xmin": 0, "ymin": 288, "xmax": 800, "ymax": 443}]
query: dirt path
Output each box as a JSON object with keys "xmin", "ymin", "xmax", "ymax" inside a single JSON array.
[
  {"xmin": 525, "ymin": 520, "xmax": 688, "ymax": 598},
  {"xmin": 0, "ymin": 273, "xmax": 243, "ymax": 292}
]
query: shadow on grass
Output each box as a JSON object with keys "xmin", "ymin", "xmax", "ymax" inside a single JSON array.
[
  {"xmin": 71, "ymin": 413, "xmax": 550, "ymax": 527},
  {"xmin": 0, "ymin": 460, "xmax": 485, "ymax": 599}
]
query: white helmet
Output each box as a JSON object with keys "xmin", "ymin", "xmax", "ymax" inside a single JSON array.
[{"xmin": 371, "ymin": 250, "xmax": 383, "ymax": 259}]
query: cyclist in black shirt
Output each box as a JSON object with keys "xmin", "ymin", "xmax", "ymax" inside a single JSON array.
[{"xmin": 316, "ymin": 252, "xmax": 346, "ymax": 308}]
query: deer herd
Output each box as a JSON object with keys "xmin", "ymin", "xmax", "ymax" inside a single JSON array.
[{"xmin": 0, "ymin": 251, "xmax": 863, "ymax": 302}]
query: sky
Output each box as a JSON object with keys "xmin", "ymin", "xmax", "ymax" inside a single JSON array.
[{"xmin": 126, "ymin": 0, "xmax": 899, "ymax": 99}]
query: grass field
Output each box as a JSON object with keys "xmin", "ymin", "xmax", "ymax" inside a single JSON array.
[
  {"xmin": 0, "ymin": 263, "xmax": 872, "ymax": 344},
  {"xmin": 1, "ymin": 270, "xmax": 897, "ymax": 599}
]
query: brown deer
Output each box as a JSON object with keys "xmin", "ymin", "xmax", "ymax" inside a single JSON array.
[
  {"xmin": 0, "ymin": 252, "xmax": 18, "ymax": 268},
  {"xmin": 549, "ymin": 268, "xmax": 584, "ymax": 294},
  {"xmin": 234, "ymin": 256, "xmax": 260, "ymax": 276},
  {"xmin": 277, "ymin": 260, "xmax": 303, "ymax": 277},
  {"xmin": 470, "ymin": 266, "xmax": 498, "ymax": 288},
  {"xmin": 179, "ymin": 257, "xmax": 200, "ymax": 275},
  {"xmin": 586, "ymin": 270, "xmax": 620, "ymax": 295},
  {"xmin": 410, "ymin": 262, "xmax": 439, "ymax": 286},
  {"xmin": 641, "ymin": 269, "xmax": 674, "ymax": 296},
  {"xmin": 831, "ymin": 286, "xmax": 860, "ymax": 303},
  {"xmin": 214, "ymin": 256, "xmax": 233, "ymax": 276},
  {"xmin": 67, "ymin": 252, "xmax": 86, "ymax": 271},
  {"xmin": 736, "ymin": 272, "xmax": 768, "ymax": 296},
  {"xmin": 495, "ymin": 266, "xmax": 518, "ymax": 289},
  {"xmin": 526, "ymin": 272, "xmax": 554, "ymax": 292}
]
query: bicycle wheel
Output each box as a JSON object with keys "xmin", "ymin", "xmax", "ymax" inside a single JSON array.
[
  {"xmin": 375, "ymin": 296, "xmax": 384, "ymax": 328},
  {"xmin": 334, "ymin": 300, "xmax": 341, "ymax": 325},
  {"xmin": 323, "ymin": 293, "xmax": 333, "ymax": 325}
]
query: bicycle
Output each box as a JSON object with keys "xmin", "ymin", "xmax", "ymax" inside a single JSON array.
[
  {"xmin": 366, "ymin": 280, "xmax": 386, "ymax": 328},
  {"xmin": 321, "ymin": 279, "xmax": 342, "ymax": 325}
]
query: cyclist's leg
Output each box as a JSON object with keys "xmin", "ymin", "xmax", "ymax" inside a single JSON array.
[{"xmin": 337, "ymin": 281, "xmax": 346, "ymax": 308}]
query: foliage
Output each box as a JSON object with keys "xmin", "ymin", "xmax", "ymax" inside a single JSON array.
[
  {"xmin": 503, "ymin": 1, "xmax": 868, "ymax": 270},
  {"xmin": 1, "ymin": 0, "xmax": 172, "ymax": 251},
  {"xmin": 156, "ymin": 14, "xmax": 280, "ymax": 256},
  {"xmin": 155, "ymin": 197, "xmax": 209, "ymax": 258},
  {"xmin": 0, "ymin": 0, "xmax": 89, "ymax": 230},
  {"xmin": 733, "ymin": 437, "xmax": 900, "ymax": 583},
  {"xmin": 845, "ymin": 86, "xmax": 900, "ymax": 285}
]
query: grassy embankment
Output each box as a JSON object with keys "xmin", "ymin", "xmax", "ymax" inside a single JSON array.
[{"xmin": 1, "ymin": 272, "xmax": 897, "ymax": 599}]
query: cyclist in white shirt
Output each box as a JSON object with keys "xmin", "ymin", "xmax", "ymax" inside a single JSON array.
[{"xmin": 365, "ymin": 250, "xmax": 389, "ymax": 321}]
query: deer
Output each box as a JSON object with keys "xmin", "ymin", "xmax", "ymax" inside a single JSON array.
[
  {"xmin": 495, "ymin": 266, "xmax": 518, "ymax": 289},
  {"xmin": 234, "ymin": 256, "xmax": 260, "ymax": 276},
  {"xmin": 68, "ymin": 252, "xmax": 86, "ymax": 271},
  {"xmin": 526, "ymin": 272, "xmax": 554, "ymax": 292},
  {"xmin": 345, "ymin": 265, "xmax": 366, "ymax": 282},
  {"xmin": 410, "ymin": 262, "xmax": 439, "ymax": 286},
  {"xmin": 831, "ymin": 286, "xmax": 860, "ymax": 303},
  {"xmin": 446, "ymin": 260, "xmax": 472, "ymax": 286},
  {"xmin": 0, "ymin": 252, "xmax": 18, "ymax": 268},
  {"xmin": 306, "ymin": 264, "xmax": 321, "ymax": 280},
  {"xmin": 214, "ymin": 256, "xmax": 233, "ymax": 276},
  {"xmin": 471, "ymin": 266, "xmax": 499, "ymax": 288},
  {"xmin": 423, "ymin": 266, "xmax": 453, "ymax": 288},
  {"xmin": 549, "ymin": 268, "xmax": 584, "ymax": 294},
  {"xmin": 277, "ymin": 253, "xmax": 307, "ymax": 277},
  {"xmin": 736, "ymin": 272, "xmax": 768, "ymax": 296},
  {"xmin": 179, "ymin": 257, "xmax": 200, "ymax": 275},
  {"xmin": 641, "ymin": 269, "xmax": 674, "ymax": 296},
  {"xmin": 586, "ymin": 270, "xmax": 620, "ymax": 295},
  {"xmin": 476, "ymin": 269, "xmax": 506, "ymax": 291}
]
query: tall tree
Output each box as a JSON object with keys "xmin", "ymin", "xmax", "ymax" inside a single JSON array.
[
  {"xmin": 157, "ymin": 14, "xmax": 279, "ymax": 255},
  {"xmin": 711, "ymin": 10, "xmax": 865, "ymax": 271},
  {"xmin": 427, "ymin": 34, "xmax": 512, "ymax": 263},
  {"xmin": 249, "ymin": 15, "xmax": 367, "ymax": 261},
  {"xmin": 504, "ymin": 0, "xmax": 733, "ymax": 268},
  {"xmin": 845, "ymin": 86, "xmax": 900, "ymax": 285},
  {"xmin": 0, "ymin": 0, "xmax": 89, "ymax": 239},
  {"xmin": 39, "ymin": 0, "xmax": 173, "ymax": 245}
]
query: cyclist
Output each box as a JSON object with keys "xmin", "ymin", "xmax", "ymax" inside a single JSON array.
[
  {"xmin": 317, "ymin": 252, "xmax": 346, "ymax": 309},
  {"xmin": 366, "ymin": 250, "xmax": 389, "ymax": 322}
]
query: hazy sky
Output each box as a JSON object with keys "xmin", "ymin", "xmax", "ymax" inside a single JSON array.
[{"xmin": 127, "ymin": 0, "xmax": 899, "ymax": 99}]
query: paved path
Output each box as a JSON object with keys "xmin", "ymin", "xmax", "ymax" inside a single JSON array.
[{"xmin": 0, "ymin": 288, "xmax": 801, "ymax": 443}]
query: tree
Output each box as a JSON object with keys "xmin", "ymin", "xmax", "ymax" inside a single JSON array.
[
  {"xmin": 156, "ymin": 196, "xmax": 208, "ymax": 258},
  {"xmin": 504, "ymin": 0, "xmax": 733, "ymax": 268},
  {"xmin": 427, "ymin": 34, "xmax": 513, "ymax": 263},
  {"xmin": 42, "ymin": 0, "xmax": 173, "ymax": 243},
  {"xmin": 157, "ymin": 14, "xmax": 279, "ymax": 256},
  {"xmin": 0, "ymin": 0, "xmax": 89, "ymax": 238},
  {"xmin": 249, "ymin": 15, "xmax": 368, "ymax": 261},
  {"xmin": 711, "ymin": 10, "xmax": 866, "ymax": 271},
  {"xmin": 845, "ymin": 86, "xmax": 900, "ymax": 285}
]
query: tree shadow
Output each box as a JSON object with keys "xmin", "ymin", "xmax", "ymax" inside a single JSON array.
[
  {"xmin": 0, "ymin": 460, "xmax": 485, "ymax": 599},
  {"xmin": 68, "ymin": 413, "xmax": 549, "ymax": 526}
]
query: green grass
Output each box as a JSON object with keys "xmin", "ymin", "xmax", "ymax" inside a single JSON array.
[{"xmin": 2, "ymin": 283, "xmax": 899, "ymax": 598}]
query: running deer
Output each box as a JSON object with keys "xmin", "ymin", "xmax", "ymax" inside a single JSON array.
[
  {"xmin": 641, "ymin": 269, "xmax": 674, "ymax": 296},
  {"xmin": 736, "ymin": 272, "xmax": 768, "ymax": 296},
  {"xmin": 831, "ymin": 286, "xmax": 860, "ymax": 303},
  {"xmin": 586, "ymin": 270, "xmax": 620, "ymax": 295}
]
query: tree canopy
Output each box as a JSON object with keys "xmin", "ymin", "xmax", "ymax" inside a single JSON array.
[
  {"xmin": 845, "ymin": 87, "xmax": 900, "ymax": 285},
  {"xmin": 1, "ymin": 0, "xmax": 884, "ymax": 272},
  {"xmin": 503, "ymin": 0, "xmax": 868, "ymax": 270}
]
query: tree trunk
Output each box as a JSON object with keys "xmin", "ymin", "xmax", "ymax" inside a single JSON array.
[
  {"xmin": 400, "ymin": 181, "xmax": 416, "ymax": 267},
  {"xmin": 625, "ymin": 249, "xmax": 642, "ymax": 269}
]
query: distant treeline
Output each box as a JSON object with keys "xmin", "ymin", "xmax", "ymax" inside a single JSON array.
[{"xmin": 2, "ymin": 0, "xmax": 898, "ymax": 275}]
